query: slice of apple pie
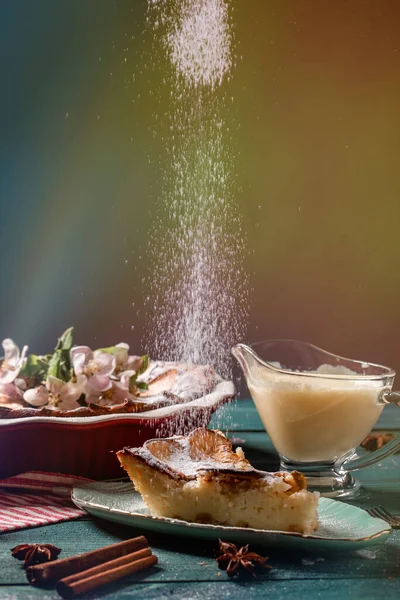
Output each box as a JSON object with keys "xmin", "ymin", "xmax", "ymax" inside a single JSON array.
[{"xmin": 117, "ymin": 428, "xmax": 319, "ymax": 534}]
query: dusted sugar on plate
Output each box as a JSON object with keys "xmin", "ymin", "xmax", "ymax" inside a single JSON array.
[{"xmin": 117, "ymin": 428, "xmax": 319, "ymax": 534}]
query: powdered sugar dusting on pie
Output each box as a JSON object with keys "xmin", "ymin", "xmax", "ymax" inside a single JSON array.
[{"xmin": 118, "ymin": 428, "xmax": 319, "ymax": 533}]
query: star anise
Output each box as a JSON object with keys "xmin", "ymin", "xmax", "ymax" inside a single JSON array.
[
  {"xmin": 11, "ymin": 543, "xmax": 61, "ymax": 569},
  {"xmin": 216, "ymin": 539, "xmax": 272, "ymax": 578},
  {"xmin": 361, "ymin": 433, "xmax": 395, "ymax": 452}
]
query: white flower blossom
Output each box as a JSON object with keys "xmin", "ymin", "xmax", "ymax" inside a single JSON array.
[
  {"xmin": 0, "ymin": 339, "xmax": 28, "ymax": 384},
  {"xmin": 23, "ymin": 376, "xmax": 83, "ymax": 410},
  {"xmin": 71, "ymin": 346, "xmax": 115, "ymax": 396},
  {"xmin": 113, "ymin": 343, "xmax": 143, "ymax": 374},
  {"xmin": 0, "ymin": 382, "xmax": 24, "ymax": 404}
]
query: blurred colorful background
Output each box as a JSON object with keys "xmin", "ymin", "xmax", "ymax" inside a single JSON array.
[{"xmin": 1, "ymin": 0, "xmax": 400, "ymax": 381}]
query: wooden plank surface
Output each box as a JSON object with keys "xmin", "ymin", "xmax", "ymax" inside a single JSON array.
[
  {"xmin": 0, "ymin": 399, "xmax": 399, "ymax": 599},
  {"xmin": 0, "ymin": 579, "xmax": 399, "ymax": 600},
  {"xmin": 1, "ymin": 519, "xmax": 399, "ymax": 585}
]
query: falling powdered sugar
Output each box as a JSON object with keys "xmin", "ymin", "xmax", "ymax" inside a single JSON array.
[
  {"xmin": 168, "ymin": 0, "xmax": 232, "ymax": 89},
  {"xmin": 145, "ymin": 0, "xmax": 248, "ymax": 381}
]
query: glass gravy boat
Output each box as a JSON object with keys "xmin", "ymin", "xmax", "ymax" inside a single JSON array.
[{"xmin": 232, "ymin": 339, "xmax": 400, "ymax": 498}]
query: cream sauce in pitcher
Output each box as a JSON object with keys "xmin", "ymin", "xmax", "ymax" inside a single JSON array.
[{"xmin": 248, "ymin": 369, "xmax": 384, "ymax": 462}]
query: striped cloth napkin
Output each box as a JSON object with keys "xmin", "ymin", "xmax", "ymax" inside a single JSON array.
[{"xmin": 0, "ymin": 472, "xmax": 91, "ymax": 532}]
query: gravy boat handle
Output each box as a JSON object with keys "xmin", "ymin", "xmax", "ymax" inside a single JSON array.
[{"xmin": 344, "ymin": 391, "xmax": 400, "ymax": 472}]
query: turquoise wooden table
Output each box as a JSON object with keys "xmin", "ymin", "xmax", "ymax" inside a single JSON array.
[{"xmin": 1, "ymin": 399, "xmax": 399, "ymax": 599}]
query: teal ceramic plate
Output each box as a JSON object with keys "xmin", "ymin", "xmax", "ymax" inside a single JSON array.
[{"xmin": 72, "ymin": 481, "xmax": 391, "ymax": 552}]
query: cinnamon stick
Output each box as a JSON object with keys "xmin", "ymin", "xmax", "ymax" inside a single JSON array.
[
  {"xmin": 57, "ymin": 548, "xmax": 151, "ymax": 588},
  {"xmin": 27, "ymin": 535, "xmax": 148, "ymax": 586},
  {"xmin": 56, "ymin": 550, "xmax": 158, "ymax": 599}
]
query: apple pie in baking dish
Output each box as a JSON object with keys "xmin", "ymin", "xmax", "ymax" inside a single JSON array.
[{"xmin": 0, "ymin": 361, "xmax": 234, "ymax": 419}]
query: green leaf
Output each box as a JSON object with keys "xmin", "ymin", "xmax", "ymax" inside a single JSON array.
[
  {"xmin": 95, "ymin": 346, "xmax": 116, "ymax": 355},
  {"xmin": 47, "ymin": 327, "xmax": 74, "ymax": 382},
  {"xmin": 47, "ymin": 352, "xmax": 61, "ymax": 379},
  {"xmin": 137, "ymin": 355, "xmax": 149, "ymax": 376},
  {"xmin": 136, "ymin": 381, "xmax": 149, "ymax": 391},
  {"xmin": 19, "ymin": 354, "xmax": 50, "ymax": 379},
  {"xmin": 128, "ymin": 374, "xmax": 147, "ymax": 394},
  {"xmin": 57, "ymin": 327, "xmax": 74, "ymax": 352},
  {"xmin": 126, "ymin": 355, "xmax": 149, "ymax": 394}
]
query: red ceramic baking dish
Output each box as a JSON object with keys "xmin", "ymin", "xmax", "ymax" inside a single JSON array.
[{"xmin": 0, "ymin": 381, "xmax": 235, "ymax": 480}]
